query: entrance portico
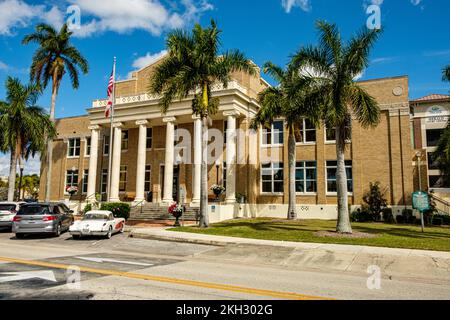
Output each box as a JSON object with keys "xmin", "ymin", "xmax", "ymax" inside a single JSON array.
[{"xmin": 85, "ymin": 80, "xmax": 257, "ymax": 206}]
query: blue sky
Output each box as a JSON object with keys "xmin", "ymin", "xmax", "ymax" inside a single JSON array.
[{"xmin": 0, "ymin": 0, "xmax": 449, "ymax": 174}]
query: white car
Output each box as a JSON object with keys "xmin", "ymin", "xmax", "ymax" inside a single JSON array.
[
  {"xmin": 69, "ymin": 210, "xmax": 125, "ymax": 239},
  {"xmin": 0, "ymin": 202, "xmax": 26, "ymax": 231}
]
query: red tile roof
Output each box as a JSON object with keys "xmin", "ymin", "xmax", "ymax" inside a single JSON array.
[{"xmin": 412, "ymin": 94, "xmax": 450, "ymax": 102}]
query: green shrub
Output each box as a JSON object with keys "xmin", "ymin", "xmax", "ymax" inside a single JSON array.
[
  {"xmin": 362, "ymin": 182, "xmax": 388, "ymax": 222},
  {"xmin": 100, "ymin": 203, "xmax": 130, "ymax": 220},
  {"xmin": 382, "ymin": 208, "xmax": 395, "ymax": 224},
  {"xmin": 83, "ymin": 204, "xmax": 92, "ymax": 215},
  {"xmin": 432, "ymin": 215, "xmax": 450, "ymax": 226},
  {"xmin": 402, "ymin": 209, "xmax": 415, "ymax": 224},
  {"xmin": 350, "ymin": 209, "xmax": 373, "ymax": 222}
]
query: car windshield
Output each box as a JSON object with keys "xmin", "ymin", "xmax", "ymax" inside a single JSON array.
[
  {"xmin": 0, "ymin": 205, "xmax": 16, "ymax": 211},
  {"xmin": 83, "ymin": 214, "xmax": 108, "ymax": 221},
  {"xmin": 18, "ymin": 206, "xmax": 50, "ymax": 216}
]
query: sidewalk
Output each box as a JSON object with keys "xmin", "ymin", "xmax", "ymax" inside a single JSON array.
[{"xmin": 125, "ymin": 226, "xmax": 450, "ymax": 283}]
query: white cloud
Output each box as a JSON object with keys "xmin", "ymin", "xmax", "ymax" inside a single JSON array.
[
  {"xmin": 69, "ymin": 0, "xmax": 213, "ymax": 38},
  {"xmin": 127, "ymin": 50, "xmax": 168, "ymax": 78},
  {"xmin": 0, "ymin": 61, "xmax": 9, "ymax": 71},
  {"xmin": 0, "ymin": 0, "xmax": 213, "ymax": 38},
  {"xmin": 0, "ymin": 0, "xmax": 42, "ymax": 35},
  {"xmin": 282, "ymin": 0, "xmax": 311, "ymax": 13},
  {"xmin": 0, "ymin": 153, "xmax": 41, "ymax": 177},
  {"xmin": 410, "ymin": 0, "xmax": 422, "ymax": 6}
]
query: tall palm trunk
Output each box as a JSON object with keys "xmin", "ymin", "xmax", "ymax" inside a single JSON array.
[
  {"xmin": 335, "ymin": 125, "xmax": 352, "ymax": 234},
  {"xmin": 7, "ymin": 141, "xmax": 20, "ymax": 202},
  {"xmin": 287, "ymin": 125, "xmax": 297, "ymax": 220},
  {"xmin": 45, "ymin": 72, "xmax": 60, "ymax": 202},
  {"xmin": 199, "ymin": 83, "xmax": 210, "ymax": 228}
]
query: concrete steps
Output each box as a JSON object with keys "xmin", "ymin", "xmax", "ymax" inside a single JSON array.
[{"xmin": 130, "ymin": 204, "xmax": 199, "ymax": 222}]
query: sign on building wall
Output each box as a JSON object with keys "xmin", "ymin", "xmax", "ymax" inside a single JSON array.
[{"xmin": 426, "ymin": 105, "xmax": 449, "ymax": 124}]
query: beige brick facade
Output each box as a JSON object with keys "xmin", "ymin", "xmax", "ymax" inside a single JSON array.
[{"xmin": 39, "ymin": 56, "xmax": 415, "ymax": 216}]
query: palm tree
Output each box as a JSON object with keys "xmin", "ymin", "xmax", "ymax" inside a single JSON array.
[
  {"xmin": 250, "ymin": 62, "xmax": 319, "ymax": 220},
  {"xmin": 293, "ymin": 21, "xmax": 382, "ymax": 234},
  {"xmin": 443, "ymin": 65, "xmax": 450, "ymax": 82},
  {"xmin": 23, "ymin": 23, "xmax": 89, "ymax": 202},
  {"xmin": 150, "ymin": 20, "xmax": 257, "ymax": 228},
  {"xmin": 0, "ymin": 77, "xmax": 55, "ymax": 202}
]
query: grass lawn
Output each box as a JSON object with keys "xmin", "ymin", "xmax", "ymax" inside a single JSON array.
[{"xmin": 171, "ymin": 219, "xmax": 450, "ymax": 252}]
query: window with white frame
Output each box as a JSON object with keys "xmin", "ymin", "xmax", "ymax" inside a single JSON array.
[
  {"xmin": 146, "ymin": 128, "xmax": 153, "ymax": 149},
  {"xmin": 66, "ymin": 170, "xmax": 79, "ymax": 188},
  {"xmin": 82, "ymin": 170, "xmax": 89, "ymax": 194},
  {"xmin": 326, "ymin": 160, "xmax": 353, "ymax": 193},
  {"xmin": 103, "ymin": 136, "xmax": 110, "ymax": 155},
  {"xmin": 121, "ymin": 130, "xmax": 129, "ymax": 150},
  {"xmin": 101, "ymin": 169, "xmax": 108, "ymax": 194},
  {"xmin": 144, "ymin": 165, "xmax": 152, "ymax": 192},
  {"xmin": 296, "ymin": 119, "xmax": 316, "ymax": 144},
  {"xmin": 85, "ymin": 137, "xmax": 91, "ymax": 156},
  {"xmin": 68, "ymin": 138, "xmax": 81, "ymax": 157},
  {"xmin": 262, "ymin": 120, "xmax": 284, "ymax": 146},
  {"xmin": 325, "ymin": 127, "xmax": 336, "ymax": 142},
  {"xmin": 296, "ymin": 162, "xmax": 317, "ymax": 193},
  {"xmin": 119, "ymin": 165, "xmax": 127, "ymax": 192},
  {"xmin": 261, "ymin": 162, "xmax": 284, "ymax": 193}
]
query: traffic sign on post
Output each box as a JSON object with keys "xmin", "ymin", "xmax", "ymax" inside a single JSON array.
[{"xmin": 412, "ymin": 191, "xmax": 430, "ymax": 232}]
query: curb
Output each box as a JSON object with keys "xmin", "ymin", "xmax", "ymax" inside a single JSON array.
[{"xmin": 127, "ymin": 230, "xmax": 232, "ymax": 247}]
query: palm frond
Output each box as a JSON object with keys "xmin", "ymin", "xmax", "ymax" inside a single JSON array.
[
  {"xmin": 346, "ymin": 83, "xmax": 380, "ymax": 128},
  {"xmin": 443, "ymin": 65, "xmax": 450, "ymax": 82}
]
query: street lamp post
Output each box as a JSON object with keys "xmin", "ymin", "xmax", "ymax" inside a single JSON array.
[
  {"xmin": 17, "ymin": 162, "xmax": 24, "ymax": 201},
  {"xmin": 416, "ymin": 152, "xmax": 422, "ymax": 191}
]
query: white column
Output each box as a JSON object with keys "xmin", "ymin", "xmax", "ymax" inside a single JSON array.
[
  {"xmin": 86, "ymin": 125, "xmax": 100, "ymax": 203},
  {"xmin": 109, "ymin": 122, "xmax": 123, "ymax": 203},
  {"xmin": 225, "ymin": 111, "xmax": 239, "ymax": 204},
  {"xmin": 163, "ymin": 117, "xmax": 176, "ymax": 204},
  {"xmin": 191, "ymin": 115, "xmax": 202, "ymax": 206},
  {"xmin": 134, "ymin": 120, "xmax": 148, "ymax": 205}
]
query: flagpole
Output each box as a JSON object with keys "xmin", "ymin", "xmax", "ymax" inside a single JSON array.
[{"xmin": 107, "ymin": 57, "xmax": 116, "ymax": 202}]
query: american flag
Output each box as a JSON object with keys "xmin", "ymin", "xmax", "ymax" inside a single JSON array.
[{"xmin": 105, "ymin": 69, "xmax": 114, "ymax": 118}]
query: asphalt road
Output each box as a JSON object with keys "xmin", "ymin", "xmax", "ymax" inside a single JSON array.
[{"xmin": 0, "ymin": 227, "xmax": 449, "ymax": 300}]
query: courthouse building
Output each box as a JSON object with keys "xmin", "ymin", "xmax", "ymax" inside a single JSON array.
[{"xmin": 39, "ymin": 54, "xmax": 416, "ymax": 221}]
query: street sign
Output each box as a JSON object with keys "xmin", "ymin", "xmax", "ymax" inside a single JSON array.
[
  {"xmin": 412, "ymin": 191, "xmax": 430, "ymax": 233},
  {"xmin": 412, "ymin": 192, "xmax": 430, "ymax": 212}
]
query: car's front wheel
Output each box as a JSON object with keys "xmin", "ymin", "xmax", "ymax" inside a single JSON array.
[
  {"xmin": 15, "ymin": 233, "xmax": 25, "ymax": 239},
  {"xmin": 72, "ymin": 235, "xmax": 80, "ymax": 240}
]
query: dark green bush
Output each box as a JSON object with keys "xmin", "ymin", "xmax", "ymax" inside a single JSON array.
[
  {"xmin": 401, "ymin": 209, "xmax": 415, "ymax": 224},
  {"xmin": 350, "ymin": 209, "xmax": 373, "ymax": 222},
  {"xmin": 83, "ymin": 204, "xmax": 92, "ymax": 215},
  {"xmin": 100, "ymin": 203, "xmax": 130, "ymax": 220},
  {"xmin": 382, "ymin": 208, "xmax": 395, "ymax": 224},
  {"xmin": 362, "ymin": 182, "xmax": 388, "ymax": 222},
  {"xmin": 432, "ymin": 215, "xmax": 450, "ymax": 226}
]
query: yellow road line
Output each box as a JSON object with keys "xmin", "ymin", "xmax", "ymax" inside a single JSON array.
[{"xmin": 0, "ymin": 256, "xmax": 333, "ymax": 300}]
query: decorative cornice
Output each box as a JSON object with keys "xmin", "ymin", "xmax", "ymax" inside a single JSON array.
[
  {"xmin": 223, "ymin": 110, "xmax": 240, "ymax": 117},
  {"xmin": 163, "ymin": 117, "xmax": 177, "ymax": 123},
  {"xmin": 88, "ymin": 125, "xmax": 100, "ymax": 131},
  {"xmin": 136, "ymin": 120, "xmax": 149, "ymax": 126},
  {"xmin": 91, "ymin": 80, "xmax": 248, "ymax": 109},
  {"xmin": 113, "ymin": 122, "xmax": 123, "ymax": 128}
]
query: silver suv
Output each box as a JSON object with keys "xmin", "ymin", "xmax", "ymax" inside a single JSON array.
[{"xmin": 13, "ymin": 203, "xmax": 75, "ymax": 238}]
